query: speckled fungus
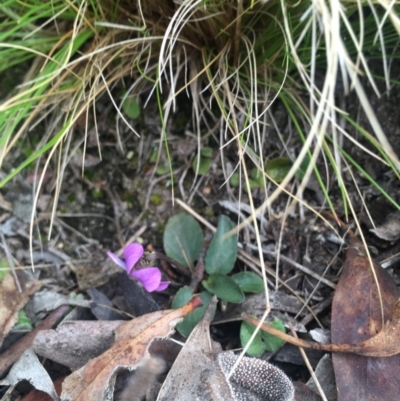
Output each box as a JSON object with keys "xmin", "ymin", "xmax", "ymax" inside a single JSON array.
[{"xmin": 217, "ymin": 351, "xmax": 295, "ymax": 401}]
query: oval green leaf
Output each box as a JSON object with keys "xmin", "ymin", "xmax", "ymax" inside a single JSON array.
[
  {"xmin": 231, "ymin": 272, "xmax": 264, "ymax": 293},
  {"xmin": 122, "ymin": 96, "xmax": 141, "ymax": 119},
  {"xmin": 261, "ymin": 317, "xmax": 286, "ymax": 351},
  {"xmin": 192, "ymin": 155, "xmax": 211, "ymax": 175},
  {"xmin": 201, "ymin": 147, "xmax": 213, "ymax": 158},
  {"xmin": 156, "ymin": 164, "xmax": 170, "ymax": 175},
  {"xmin": 229, "ymin": 172, "xmax": 240, "ymax": 187},
  {"xmin": 295, "ymin": 154, "xmax": 312, "ymax": 180},
  {"xmin": 171, "ymin": 285, "xmax": 193, "ymax": 309},
  {"xmin": 250, "ymin": 168, "xmax": 264, "ymax": 187},
  {"xmin": 172, "ymin": 287, "xmax": 212, "ymax": 337},
  {"xmin": 163, "ymin": 213, "xmax": 204, "ymax": 269},
  {"xmin": 202, "ymin": 274, "xmax": 244, "ymax": 303},
  {"xmin": 266, "ymin": 157, "xmax": 292, "ymax": 183},
  {"xmin": 240, "ymin": 320, "xmax": 266, "ymax": 357},
  {"xmin": 205, "ymin": 215, "xmax": 237, "ymax": 275}
]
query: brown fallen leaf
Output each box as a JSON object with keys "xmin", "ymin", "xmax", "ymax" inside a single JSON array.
[
  {"xmin": 0, "ymin": 348, "xmax": 59, "ymax": 400},
  {"xmin": 292, "ymin": 382, "xmax": 322, "ymax": 401},
  {"xmin": 33, "ymin": 320, "xmax": 126, "ymax": 370},
  {"xmin": 0, "ymin": 305, "xmax": 70, "ymax": 378},
  {"xmin": 156, "ymin": 296, "xmax": 229, "ymax": 400},
  {"xmin": 353, "ymin": 298, "xmax": 400, "ymax": 357},
  {"xmin": 331, "ymin": 235, "xmax": 400, "ymax": 401},
  {"xmin": 0, "ymin": 271, "xmax": 42, "ymax": 349},
  {"xmin": 370, "ymin": 211, "xmax": 400, "ymax": 241},
  {"xmin": 60, "ymin": 296, "xmax": 202, "ymax": 401},
  {"xmin": 20, "ymin": 376, "xmax": 65, "ymax": 401},
  {"xmin": 34, "ymin": 309, "xmax": 195, "ymax": 371}
]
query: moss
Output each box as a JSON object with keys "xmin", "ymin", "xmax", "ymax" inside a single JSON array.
[{"xmin": 150, "ymin": 194, "xmax": 163, "ymax": 206}]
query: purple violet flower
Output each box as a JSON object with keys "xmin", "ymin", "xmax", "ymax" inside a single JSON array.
[{"xmin": 107, "ymin": 243, "xmax": 170, "ymax": 292}]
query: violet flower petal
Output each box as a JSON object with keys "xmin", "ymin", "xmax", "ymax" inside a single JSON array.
[
  {"xmin": 124, "ymin": 243, "xmax": 144, "ymax": 274},
  {"xmin": 107, "ymin": 251, "xmax": 127, "ymax": 270},
  {"xmin": 131, "ymin": 267, "xmax": 162, "ymax": 292},
  {"xmin": 155, "ymin": 281, "xmax": 170, "ymax": 292}
]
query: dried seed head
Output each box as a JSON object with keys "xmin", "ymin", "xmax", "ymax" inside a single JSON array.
[{"xmin": 217, "ymin": 351, "xmax": 295, "ymax": 401}]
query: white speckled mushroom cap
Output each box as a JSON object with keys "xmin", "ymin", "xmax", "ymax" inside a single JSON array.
[{"xmin": 217, "ymin": 351, "xmax": 295, "ymax": 401}]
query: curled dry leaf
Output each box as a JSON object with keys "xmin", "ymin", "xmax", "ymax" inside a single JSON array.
[
  {"xmin": 370, "ymin": 211, "xmax": 400, "ymax": 241},
  {"xmin": 156, "ymin": 296, "xmax": 227, "ymax": 400},
  {"xmin": 331, "ymin": 235, "xmax": 400, "ymax": 401},
  {"xmin": 306, "ymin": 354, "xmax": 336, "ymax": 401},
  {"xmin": 0, "ymin": 305, "xmax": 70, "ymax": 377},
  {"xmin": 0, "ymin": 349, "xmax": 58, "ymax": 400},
  {"xmin": 0, "ymin": 272, "xmax": 42, "ymax": 348},
  {"xmin": 60, "ymin": 296, "xmax": 202, "ymax": 401},
  {"xmin": 353, "ymin": 298, "xmax": 400, "ymax": 357},
  {"xmin": 34, "ymin": 309, "xmax": 199, "ymax": 372},
  {"xmin": 33, "ymin": 320, "xmax": 126, "ymax": 370},
  {"xmin": 19, "ymin": 376, "xmax": 65, "ymax": 401}
]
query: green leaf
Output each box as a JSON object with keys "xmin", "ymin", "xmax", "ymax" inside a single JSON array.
[
  {"xmin": 172, "ymin": 286, "xmax": 193, "ymax": 309},
  {"xmin": 201, "ymin": 147, "xmax": 213, "ymax": 158},
  {"xmin": 0, "ymin": 259, "xmax": 10, "ymax": 281},
  {"xmin": 242, "ymin": 178, "xmax": 261, "ymax": 193},
  {"xmin": 172, "ymin": 287, "xmax": 213, "ymax": 337},
  {"xmin": 69, "ymin": 292, "xmax": 85, "ymax": 301},
  {"xmin": 202, "ymin": 274, "xmax": 244, "ymax": 303},
  {"xmin": 205, "ymin": 215, "xmax": 237, "ymax": 275},
  {"xmin": 229, "ymin": 173, "xmax": 240, "ymax": 187},
  {"xmin": 295, "ymin": 154, "xmax": 312, "ymax": 180},
  {"xmin": 261, "ymin": 317, "xmax": 286, "ymax": 351},
  {"xmin": 149, "ymin": 150, "xmax": 158, "ymax": 163},
  {"xmin": 266, "ymin": 157, "xmax": 292, "ymax": 183},
  {"xmin": 156, "ymin": 164, "xmax": 170, "ymax": 175},
  {"xmin": 192, "ymin": 155, "xmax": 211, "ymax": 175},
  {"xmin": 231, "ymin": 272, "xmax": 264, "ymax": 293},
  {"xmin": 250, "ymin": 168, "xmax": 264, "ymax": 187},
  {"xmin": 13, "ymin": 311, "xmax": 32, "ymax": 331},
  {"xmin": 240, "ymin": 320, "xmax": 266, "ymax": 357},
  {"xmin": 122, "ymin": 95, "xmax": 141, "ymax": 119},
  {"xmin": 163, "ymin": 213, "xmax": 204, "ymax": 269}
]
